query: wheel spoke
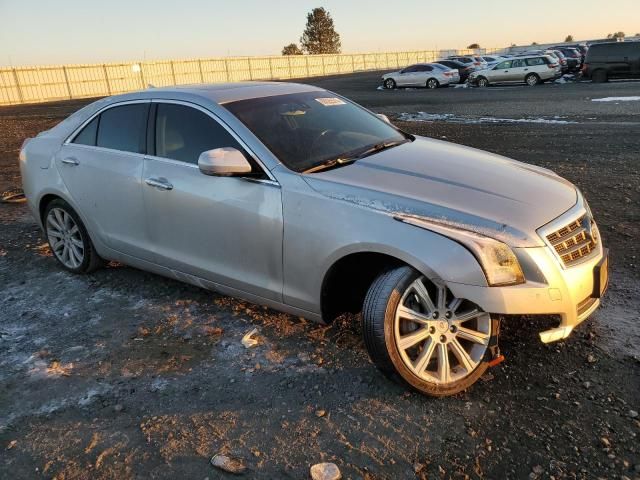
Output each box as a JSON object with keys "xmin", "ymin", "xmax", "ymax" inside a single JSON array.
[
  {"xmin": 398, "ymin": 327, "xmax": 431, "ymax": 351},
  {"xmin": 456, "ymin": 309, "xmax": 481, "ymax": 322},
  {"xmin": 70, "ymin": 244, "xmax": 83, "ymax": 265},
  {"xmin": 70, "ymin": 237, "xmax": 83, "ymax": 248},
  {"xmin": 54, "ymin": 209, "xmax": 65, "ymax": 230},
  {"xmin": 435, "ymin": 284, "xmax": 447, "ymax": 310},
  {"xmin": 413, "ymin": 337, "xmax": 436, "ymax": 373},
  {"xmin": 457, "ymin": 326, "xmax": 490, "ymax": 345},
  {"xmin": 48, "ymin": 229, "xmax": 63, "ymax": 239},
  {"xmin": 50, "ymin": 238, "xmax": 64, "ymax": 252},
  {"xmin": 69, "ymin": 225, "xmax": 79, "ymax": 236},
  {"xmin": 47, "ymin": 216, "xmax": 63, "ymax": 232},
  {"xmin": 450, "ymin": 338, "xmax": 476, "ymax": 373},
  {"xmin": 411, "ymin": 279, "xmax": 435, "ymax": 312},
  {"xmin": 448, "ymin": 297, "xmax": 462, "ymax": 313},
  {"xmin": 397, "ymin": 305, "xmax": 431, "ymax": 325},
  {"xmin": 437, "ymin": 343, "xmax": 450, "ymax": 383}
]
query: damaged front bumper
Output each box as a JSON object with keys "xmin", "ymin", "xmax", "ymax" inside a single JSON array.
[{"xmin": 447, "ymin": 242, "xmax": 606, "ymax": 343}]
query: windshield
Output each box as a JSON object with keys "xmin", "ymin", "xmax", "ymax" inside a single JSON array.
[{"xmin": 224, "ymin": 91, "xmax": 407, "ymax": 173}]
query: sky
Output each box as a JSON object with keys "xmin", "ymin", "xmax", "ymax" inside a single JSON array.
[{"xmin": 0, "ymin": 0, "xmax": 638, "ymax": 66}]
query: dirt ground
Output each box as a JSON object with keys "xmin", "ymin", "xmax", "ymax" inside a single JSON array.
[{"xmin": 1, "ymin": 73, "xmax": 639, "ymax": 479}]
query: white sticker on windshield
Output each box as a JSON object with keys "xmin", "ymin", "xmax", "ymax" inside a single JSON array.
[{"xmin": 315, "ymin": 97, "xmax": 346, "ymax": 106}]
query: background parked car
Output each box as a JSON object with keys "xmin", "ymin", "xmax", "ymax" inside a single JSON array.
[
  {"xmin": 469, "ymin": 55, "xmax": 560, "ymax": 87},
  {"xmin": 382, "ymin": 63, "xmax": 458, "ymax": 89},
  {"xmin": 433, "ymin": 59, "xmax": 475, "ymax": 83},
  {"xmin": 582, "ymin": 41, "xmax": 640, "ymax": 82},
  {"xmin": 551, "ymin": 47, "xmax": 582, "ymax": 71},
  {"xmin": 447, "ymin": 55, "xmax": 487, "ymax": 69}
]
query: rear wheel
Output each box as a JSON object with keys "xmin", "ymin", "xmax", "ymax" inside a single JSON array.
[
  {"xmin": 383, "ymin": 78, "xmax": 396, "ymax": 89},
  {"xmin": 592, "ymin": 69, "xmax": 608, "ymax": 83},
  {"xmin": 44, "ymin": 199, "xmax": 103, "ymax": 274},
  {"xmin": 362, "ymin": 266, "xmax": 497, "ymax": 397},
  {"xmin": 426, "ymin": 78, "xmax": 439, "ymax": 89},
  {"xmin": 525, "ymin": 73, "xmax": 540, "ymax": 86},
  {"xmin": 476, "ymin": 77, "xmax": 489, "ymax": 88}
]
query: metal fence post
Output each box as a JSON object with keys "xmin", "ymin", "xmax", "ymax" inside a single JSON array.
[
  {"xmin": 287, "ymin": 56, "xmax": 292, "ymax": 78},
  {"xmin": 268, "ymin": 57, "xmax": 273, "ymax": 79},
  {"xmin": 102, "ymin": 64, "xmax": 112, "ymax": 94},
  {"xmin": 170, "ymin": 61, "xmax": 177, "ymax": 85},
  {"xmin": 248, "ymin": 58, "xmax": 253, "ymax": 80},
  {"xmin": 62, "ymin": 66, "xmax": 72, "ymax": 99},
  {"xmin": 11, "ymin": 68, "xmax": 24, "ymax": 104},
  {"xmin": 321, "ymin": 55, "xmax": 326, "ymax": 75},
  {"xmin": 351, "ymin": 54, "xmax": 355, "ymax": 73},
  {"xmin": 198, "ymin": 59, "xmax": 204, "ymax": 83},
  {"xmin": 139, "ymin": 64, "xmax": 146, "ymax": 89},
  {"xmin": 224, "ymin": 59, "xmax": 230, "ymax": 81}
]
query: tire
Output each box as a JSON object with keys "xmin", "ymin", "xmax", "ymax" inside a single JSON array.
[
  {"xmin": 43, "ymin": 198, "xmax": 104, "ymax": 274},
  {"xmin": 362, "ymin": 266, "xmax": 497, "ymax": 397},
  {"xmin": 476, "ymin": 77, "xmax": 489, "ymax": 88},
  {"xmin": 426, "ymin": 78, "xmax": 439, "ymax": 89},
  {"xmin": 592, "ymin": 70, "xmax": 608, "ymax": 83},
  {"xmin": 525, "ymin": 73, "xmax": 540, "ymax": 86},
  {"xmin": 383, "ymin": 78, "xmax": 396, "ymax": 89}
]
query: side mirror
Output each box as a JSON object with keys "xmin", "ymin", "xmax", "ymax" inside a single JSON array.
[
  {"xmin": 376, "ymin": 113, "xmax": 392, "ymax": 124},
  {"xmin": 198, "ymin": 147, "xmax": 252, "ymax": 176}
]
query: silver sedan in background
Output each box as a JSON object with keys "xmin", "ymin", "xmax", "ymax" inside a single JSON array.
[
  {"xmin": 382, "ymin": 63, "xmax": 459, "ymax": 89},
  {"xmin": 20, "ymin": 82, "xmax": 607, "ymax": 396}
]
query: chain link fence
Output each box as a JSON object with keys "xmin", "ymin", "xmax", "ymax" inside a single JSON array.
[{"xmin": 0, "ymin": 49, "xmax": 501, "ymax": 106}]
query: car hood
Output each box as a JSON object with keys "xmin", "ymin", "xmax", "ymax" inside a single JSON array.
[{"xmin": 303, "ymin": 136, "xmax": 577, "ymax": 247}]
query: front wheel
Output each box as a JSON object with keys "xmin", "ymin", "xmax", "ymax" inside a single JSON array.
[
  {"xmin": 525, "ymin": 73, "xmax": 540, "ymax": 86},
  {"xmin": 362, "ymin": 266, "xmax": 497, "ymax": 397},
  {"xmin": 383, "ymin": 78, "xmax": 396, "ymax": 89},
  {"xmin": 476, "ymin": 77, "xmax": 489, "ymax": 88}
]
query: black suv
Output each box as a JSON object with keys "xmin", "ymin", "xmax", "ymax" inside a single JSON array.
[{"xmin": 583, "ymin": 42, "xmax": 640, "ymax": 82}]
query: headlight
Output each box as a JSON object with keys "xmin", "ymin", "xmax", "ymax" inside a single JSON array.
[{"xmin": 396, "ymin": 215, "xmax": 525, "ymax": 286}]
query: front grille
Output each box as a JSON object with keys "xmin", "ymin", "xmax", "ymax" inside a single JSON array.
[{"xmin": 546, "ymin": 215, "xmax": 598, "ymax": 267}]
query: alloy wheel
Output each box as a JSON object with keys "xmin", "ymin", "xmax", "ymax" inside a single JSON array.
[
  {"xmin": 393, "ymin": 276, "xmax": 491, "ymax": 385},
  {"xmin": 46, "ymin": 207, "xmax": 85, "ymax": 269}
]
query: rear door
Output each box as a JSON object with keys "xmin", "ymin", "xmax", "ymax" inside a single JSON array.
[
  {"xmin": 414, "ymin": 65, "xmax": 433, "ymax": 85},
  {"xmin": 57, "ymin": 101, "xmax": 152, "ymax": 260},
  {"xmin": 142, "ymin": 101, "xmax": 283, "ymax": 301}
]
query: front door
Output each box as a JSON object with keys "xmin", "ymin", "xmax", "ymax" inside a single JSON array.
[
  {"xmin": 56, "ymin": 101, "xmax": 152, "ymax": 259},
  {"xmin": 142, "ymin": 101, "xmax": 283, "ymax": 301}
]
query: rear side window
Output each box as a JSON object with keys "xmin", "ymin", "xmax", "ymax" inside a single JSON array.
[
  {"xmin": 154, "ymin": 103, "xmax": 245, "ymax": 165},
  {"xmin": 72, "ymin": 116, "xmax": 99, "ymax": 146},
  {"xmin": 512, "ymin": 59, "xmax": 526, "ymax": 68},
  {"xmin": 416, "ymin": 65, "xmax": 432, "ymax": 72},
  {"xmin": 526, "ymin": 57, "xmax": 545, "ymax": 66},
  {"xmin": 97, "ymin": 103, "xmax": 149, "ymax": 154}
]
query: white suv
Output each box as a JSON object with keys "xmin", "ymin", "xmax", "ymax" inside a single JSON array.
[{"xmin": 469, "ymin": 55, "xmax": 560, "ymax": 87}]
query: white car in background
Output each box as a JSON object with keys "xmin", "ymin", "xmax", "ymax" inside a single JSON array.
[
  {"xmin": 382, "ymin": 63, "xmax": 459, "ymax": 89},
  {"xmin": 469, "ymin": 55, "xmax": 560, "ymax": 87}
]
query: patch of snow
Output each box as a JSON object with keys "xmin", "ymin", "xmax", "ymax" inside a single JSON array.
[
  {"xmin": 398, "ymin": 111, "xmax": 576, "ymax": 125},
  {"xmin": 376, "ymin": 86, "xmax": 384, "ymax": 90},
  {"xmin": 591, "ymin": 96, "xmax": 640, "ymax": 102},
  {"xmin": 453, "ymin": 83, "xmax": 469, "ymax": 88}
]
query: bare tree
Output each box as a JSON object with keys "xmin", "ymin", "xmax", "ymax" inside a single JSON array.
[
  {"xmin": 467, "ymin": 43, "xmax": 480, "ymax": 49},
  {"xmin": 565, "ymin": 35, "xmax": 574, "ymax": 42},
  {"xmin": 300, "ymin": 7, "xmax": 341, "ymax": 54},
  {"xmin": 282, "ymin": 43, "xmax": 303, "ymax": 56}
]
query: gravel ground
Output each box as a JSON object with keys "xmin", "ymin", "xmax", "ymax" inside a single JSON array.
[{"xmin": 1, "ymin": 72, "xmax": 639, "ymax": 479}]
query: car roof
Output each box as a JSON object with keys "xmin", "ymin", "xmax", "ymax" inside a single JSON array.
[{"xmin": 105, "ymin": 81, "xmax": 324, "ymax": 106}]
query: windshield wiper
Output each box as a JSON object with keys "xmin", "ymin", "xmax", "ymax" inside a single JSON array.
[
  {"xmin": 303, "ymin": 138, "xmax": 410, "ymax": 174},
  {"xmin": 353, "ymin": 138, "xmax": 410, "ymax": 160},
  {"xmin": 303, "ymin": 156, "xmax": 358, "ymax": 174}
]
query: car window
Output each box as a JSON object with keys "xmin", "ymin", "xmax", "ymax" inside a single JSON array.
[
  {"xmin": 526, "ymin": 57, "xmax": 545, "ymax": 66},
  {"xmin": 511, "ymin": 59, "xmax": 526, "ymax": 68},
  {"xmin": 72, "ymin": 116, "xmax": 99, "ymax": 146},
  {"xmin": 496, "ymin": 60, "xmax": 512, "ymax": 69},
  {"xmin": 401, "ymin": 65, "xmax": 419, "ymax": 73},
  {"xmin": 96, "ymin": 103, "xmax": 148, "ymax": 154},
  {"xmin": 154, "ymin": 103, "xmax": 245, "ymax": 165},
  {"xmin": 416, "ymin": 65, "xmax": 432, "ymax": 72}
]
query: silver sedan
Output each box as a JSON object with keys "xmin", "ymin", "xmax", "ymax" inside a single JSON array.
[
  {"xmin": 382, "ymin": 63, "xmax": 459, "ymax": 89},
  {"xmin": 20, "ymin": 82, "xmax": 608, "ymax": 396}
]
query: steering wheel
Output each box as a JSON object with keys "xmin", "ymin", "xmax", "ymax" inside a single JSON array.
[{"xmin": 308, "ymin": 129, "xmax": 340, "ymax": 159}]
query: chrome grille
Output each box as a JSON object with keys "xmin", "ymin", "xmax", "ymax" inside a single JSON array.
[{"xmin": 546, "ymin": 215, "xmax": 598, "ymax": 267}]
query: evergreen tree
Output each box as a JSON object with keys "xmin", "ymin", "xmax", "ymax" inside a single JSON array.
[
  {"xmin": 565, "ymin": 35, "xmax": 574, "ymax": 42},
  {"xmin": 300, "ymin": 8, "xmax": 341, "ymax": 54}
]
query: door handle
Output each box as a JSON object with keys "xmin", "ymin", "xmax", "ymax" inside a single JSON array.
[
  {"xmin": 61, "ymin": 157, "xmax": 79, "ymax": 166},
  {"xmin": 145, "ymin": 177, "xmax": 173, "ymax": 190}
]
